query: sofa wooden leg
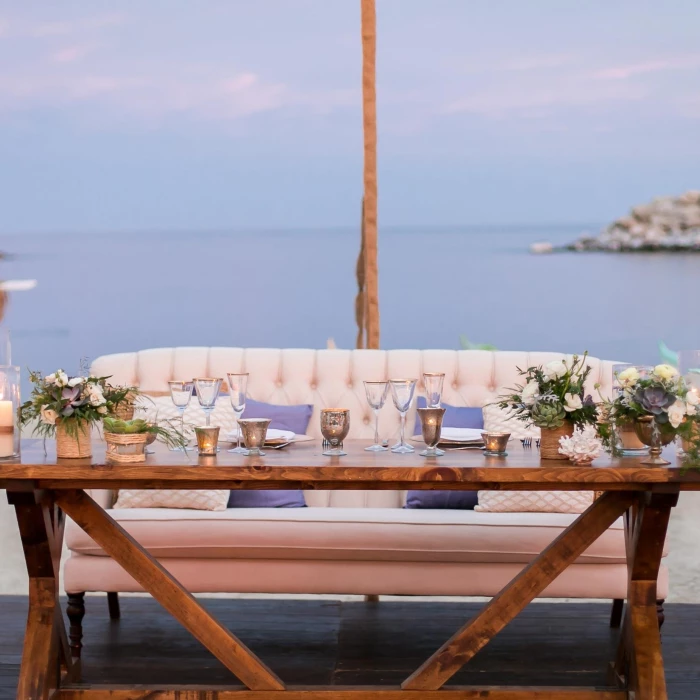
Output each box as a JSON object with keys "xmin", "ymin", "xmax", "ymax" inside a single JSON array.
[
  {"xmin": 610, "ymin": 598, "xmax": 624, "ymax": 628},
  {"xmin": 67, "ymin": 592, "xmax": 85, "ymax": 659},
  {"xmin": 107, "ymin": 592, "xmax": 121, "ymax": 620},
  {"xmin": 657, "ymin": 599, "xmax": 665, "ymax": 629},
  {"xmin": 364, "ymin": 595, "xmax": 379, "ymax": 603}
]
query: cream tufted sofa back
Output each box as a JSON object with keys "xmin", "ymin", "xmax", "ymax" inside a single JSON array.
[{"xmin": 92, "ymin": 347, "xmax": 615, "ymax": 440}]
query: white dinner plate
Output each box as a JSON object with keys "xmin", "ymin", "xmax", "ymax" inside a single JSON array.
[{"xmin": 220, "ymin": 428, "xmax": 296, "ymax": 444}]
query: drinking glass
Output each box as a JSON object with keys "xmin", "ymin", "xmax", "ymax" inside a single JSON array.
[
  {"xmin": 194, "ymin": 377, "xmax": 223, "ymax": 427},
  {"xmin": 321, "ymin": 409, "xmax": 350, "ymax": 456},
  {"xmin": 168, "ymin": 380, "xmax": 194, "ymax": 451},
  {"xmin": 227, "ymin": 373, "xmax": 249, "ymax": 454},
  {"xmin": 390, "ymin": 379, "xmax": 417, "ymax": 454},
  {"xmin": 611, "ymin": 363, "xmax": 632, "ymax": 395},
  {"xmin": 423, "ymin": 372, "xmax": 445, "ymax": 408},
  {"xmin": 363, "ymin": 381, "xmax": 389, "ymax": 452}
]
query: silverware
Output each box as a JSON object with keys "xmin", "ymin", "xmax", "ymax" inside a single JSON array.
[
  {"xmin": 521, "ymin": 437, "xmax": 532, "ymax": 448},
  {"xmin": 265, "ymin": 441, "xmax": 292, "ymax": 450},
  {"xmin": 446, "ymin": 445, "xmax": 485, "ymax": 451}
]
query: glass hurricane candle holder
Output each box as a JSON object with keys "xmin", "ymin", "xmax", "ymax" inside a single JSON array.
[
  {"xmin": 321, "ymin": 408, "xmax": 350, "ymax": 456},
  {"xmin": 195, "ymin": 426, "xmax": 220, "ymax": 456},
  {"xmin": 482, "ymin": 431, "xmax": 510, "ymax": 457},
  {"xmin": 418, "ymin": 407, "xmax": 445, "ymax": 457},
  {"xmin": 238, "ymin": 418, "xmax": 270, "ymax": 456},
  {"xmin": 0, "ymin": 366, "xmax": 20, "ymax": 460}
]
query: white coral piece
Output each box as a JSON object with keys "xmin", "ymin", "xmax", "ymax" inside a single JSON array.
[{"xmin": 559, "ymin": 425, "xmax": 602, "ymax": 464}]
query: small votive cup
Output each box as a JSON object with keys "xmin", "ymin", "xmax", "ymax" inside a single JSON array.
[
  {"xmin": 195, "ymin": 426, "xmax": 220, "ymax": 456},
  {"xmin": 238, "ymin": 418, "xmax": 271, "ymax": 456},
  {"xmin": 418, "ymin": 407, "xmax": 445, "ymax": 457},
  {"xmin": 321, "ymin": 408, "xmax": 350, "ymax": 457},
  {"xmin": 482, "ymin": 431, "xmax": 510, "ymax": 456}
]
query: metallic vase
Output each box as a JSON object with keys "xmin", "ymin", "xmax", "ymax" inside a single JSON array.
[
  {"xmin": 634, "ymin": 415, "xmax": 675, "ymax": 466},
  {"xmin": 237, "ymin": 418, "xmax": 271, "ymax": 456},
  {"xmin": 417, "ymin": 407, "xmax": 445, "ymax": 457}
]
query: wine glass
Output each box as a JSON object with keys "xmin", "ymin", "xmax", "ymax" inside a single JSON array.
[
  {"xmin": 363, "ymin": 381, "xmax": 389, "ymax": 452},
  {"xmin": 227, "ymin": 373, "xmax": 249, "ymax": 454},
  {"xmin": 321, "ymin": 408, "xmax": 350, "ymax": 456},
  {"xmin": 168, "ymin": 380, "xmax": 194, "ymax": 451},
  {"xmin": 423, "ymin": 372, "xmax": 445, "ymax": 408},
  {"xmin": 194, "ymin": 377, "xmax": 223, "ymax": 427},
  {"xmin": 390, "ymin": 379, "xmax": 417, "ymax": 454}
]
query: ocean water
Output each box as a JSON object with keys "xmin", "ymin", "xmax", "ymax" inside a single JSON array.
[{"xmin": 3, "ymin": 225, "xmax": 700, "ymax": 395}]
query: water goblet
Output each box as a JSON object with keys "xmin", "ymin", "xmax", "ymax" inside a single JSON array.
[
  {"xmin": 423, "ymin": 372, "xmax": 445, "ymax": 408},
  {"xmin": 418, "ymin": 407, "xmax": 445, "ymax": 457},
  {"xmin": 363, "ymin": 381, "xmax": 389, "ymax": 452},
  {"xmin": 321, "ymin": 408, "xmax": 350, "ymax": 456},
  {"xmin": 227, "ymin": 373, "xmax": 249, "ymax": 454},
  {"xmin": 238, "ymin": 418, "xmax": 270, "ymax": 456},
  {"xmin": 390, "ymin": 379, "xmax": 417, "ymax": 454},
  {"xmin": 168, "ymin": 380, "xmax": 194, "ymax": 451},
  {"xmin": 194, "ymin": 377, "xmax": 222, "ymax": 427}
]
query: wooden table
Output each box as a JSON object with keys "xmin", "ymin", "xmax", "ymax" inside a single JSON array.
[{"xmin": 3, "ymin": 439, "xmax": 699, "ymax": 700}]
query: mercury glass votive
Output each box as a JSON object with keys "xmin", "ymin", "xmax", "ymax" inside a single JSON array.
[
  {"xmin": 195, "ymin": 426, "xmax": 220, "ymax": 456},
  {"xmin": 482, "ymin": 431, "xmax": 510, "ymax": 456},
  {"xmin": 418, "ymin": 407, "xmax": 445, "ymax": 457},
  {"xmin": 238, "ymin": 418, "xmax": 271, "ymax": 456},
  {"xmin": 321, "ymin": 408, "xmax": 350, "ymax": 456}
]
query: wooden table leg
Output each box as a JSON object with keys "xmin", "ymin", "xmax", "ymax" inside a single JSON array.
[
  {"xmin": 624, "ymin": 491, "xmax": 678, "ymax": 700},
  {"xmin": 54, "ymin": 489, "xmax": 285, "ymax": 691},
  {"xmin": 8, "ymin": 489, "xmax": 76, "ymax": 699},
  {"xmin": 402, "ymin": 491, "xmax": 638, "ymax": 691}
]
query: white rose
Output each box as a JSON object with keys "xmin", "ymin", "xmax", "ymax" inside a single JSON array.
[
  {"xmin": 97, "ymin": 405, "xmax": 108, "ymax": 414},
  {"xmin": 617, "ymin": 367, "xmax": 640, "ymax": 388},
  {"xmin": 686, "ymin": 402, "xmax": 697, "ymax": 416},
  {"xmin": 543, "ymin": 360, "xmax": 567, "ymax": 381},
  {"xmin": 86, "ymin": 383, "xmax": 103, "ymax": 396},
  {"xmin": 44, "ymin": 373, "xmax": 56, "ymax": 385},
  {"xmin": 89, "ymin": 392, "xmax": 105, "ymax": 406},
  {"xmin": 686, "ymin": 391, "xmax": 699, "ymax": 407},
  {"xmin": 654, "ymin": 364, "xmax": 678, "ymax": 381},
  {"xmin": 68, "ymin": 376, "xmax": 83, "ymax": 388},
  {"xmin": 55, "ymin": 370, "xmax": 68, "ymax": 387},
  {"xmin": 668, "ymin": 400, "xmax": 686, "ymax": 429},
  {"xmin": 40, "ymin": 405, "xmax": 58, "ymax": 425},
  {"xmin": 563, "ymin": 392, "xmax": 583, "ymax": 412},
  {"xmin": 521, "ymin": 381, "xmax": 539, "ymax": 406}
]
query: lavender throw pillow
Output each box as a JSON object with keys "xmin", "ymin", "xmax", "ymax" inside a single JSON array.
[
  {"xmin": 413, "ymin": 397, "xmax": 484, "ymax": 435},
  {"xmin": 241, "ymin": 399, "xmax": 313, "ymax": 435},
  {"xmin": 408, "ymin": 400, "xmax": 482, "ymax": 509},
  {"xmin": 227, "ymin": 490, "xmax": 306, "ymax": 508}
]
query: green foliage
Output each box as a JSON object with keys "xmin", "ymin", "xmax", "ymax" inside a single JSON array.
[
  {"xmin": 459, "ymin": 335, "xmax": 497, "ymax": 351},
  {"xmin": 103, "ymin": 416, "xmax": 187, "ymax": 451},
  {"xmin": 530, "ymin": 401, "xmax": 567, "ymax": 428}
]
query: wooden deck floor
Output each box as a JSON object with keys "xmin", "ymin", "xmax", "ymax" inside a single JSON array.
[{"xmin": 0, "ymin": 596, "xmax": 697, "ymax": 698}]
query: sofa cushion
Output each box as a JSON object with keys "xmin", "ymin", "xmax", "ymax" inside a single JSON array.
[{"xmin": 66, "ymin": 507, "xmax": 630, "ymax": 564}]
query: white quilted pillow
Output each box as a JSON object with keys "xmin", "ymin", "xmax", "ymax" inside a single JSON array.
[
  {"xmin": 482, "ymin": 403, "xmax": 540, "ymax": 441},
  {"xmin": 113, "ymin": 489, "xmax": 229, "ymax": 511},
  {"xmin": 475, "ymin": 490, "xmax": 593, "ymax": 514}
]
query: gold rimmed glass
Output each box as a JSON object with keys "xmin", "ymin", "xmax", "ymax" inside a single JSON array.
[
  {"xmin": 418, "ymin": 407, "xmax": 445, "ymax": 457},
  {"xmin": 390, "ymin": 379, "xmax": 417, "ymax": 454},
  {"xmin": 168, "ymin": 380, "xmax": 194, "ymax": 451},
  {"xmin": 363, "ymin": 381, "xmax": 389, "ymax": 452},
  {"xmin": 423, "ymin": 372, "xmax": 445, "ymax": 408},
  {"xmin": 227, "ymin": 373, "xmax": 249, "ymax": 454},
  {"xmin": 194, "ymin": 377, "xmax": 223, "ymax": 427},
  {"xmin": 321, "ymin": 408, "xmax": 350, "ymax": 456}
]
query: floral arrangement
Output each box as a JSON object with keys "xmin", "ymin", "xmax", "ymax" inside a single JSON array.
[
  {"xmin": 598, "ymin": 364, "xmax": 700, "ymax": 459},
  {"xmin": 559, "ymin": 425, "xmax": 603, "ymax": 464},
  {"xmin": 103, "ymin": 416, "xmax": 186, "ymax": 451},
  {"xmin": 20, "ymin": 369, "xmax": 137, "ymax": 438},
  {"xmin": 496, "ymin": 353, "xmax": 597, "ymax": 429}
]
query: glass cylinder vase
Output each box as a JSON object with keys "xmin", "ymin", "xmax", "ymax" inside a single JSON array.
[{"xmin": 0, "ymin": 366, "xmax": 20, "ymax": 461}]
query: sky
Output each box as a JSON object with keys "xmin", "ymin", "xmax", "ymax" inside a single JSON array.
[{"xmin": 1, "ymin": 0, "xmax": 699, "ymax": 232}]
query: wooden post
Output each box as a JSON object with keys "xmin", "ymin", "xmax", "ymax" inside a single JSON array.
[{"xmin": 360, "ymin": 0, "xmax": 380, "ymax": 349}]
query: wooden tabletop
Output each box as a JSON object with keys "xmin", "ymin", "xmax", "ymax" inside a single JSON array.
[{"xmin": 0, "ymin": 439, "xmax": 697, "ymax": 491}]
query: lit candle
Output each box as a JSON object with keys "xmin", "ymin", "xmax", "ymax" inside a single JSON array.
[
  {"xmin": 195, "ymin": 426, "xmax": 220, "ymax": 456},
  {"xmin": 0, "ymin": 400, "xmax": 13, "ymax": 427}
]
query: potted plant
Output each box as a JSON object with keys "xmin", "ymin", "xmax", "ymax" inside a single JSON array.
[
  {"xmin": 496, "ymin": 353, "xmax": 597, "ymax": 459},
  {"xmin": 20, "ymin": 369, "xmax": 115, "ymax": 458},
  {"xmin": 103, "ymin": 417, "xmax": 185, "ymax": 463},
  {"xmin": 597, "ymin": 364, "xmax": 700, "ymax": 466},
  {"xmin": 106, "ymin": 385, "xmax": 140, "ymax": 421}
]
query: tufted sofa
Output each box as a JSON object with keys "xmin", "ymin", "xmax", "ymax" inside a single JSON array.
[{"xmin": 63, "ymin": 348, "xmax": 668, "ymax": 606}]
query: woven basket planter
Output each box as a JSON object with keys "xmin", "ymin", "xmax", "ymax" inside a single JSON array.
[
  {"xmin": 56, "ymin": 419, "xmax": 92, "ymax": 459},
  {"xmin": 539, "ymin": 421, "xmax": 574, "ymax": 460},
  {"xmin": 105, "ymin": 432, "xmax": 149, "ymax": 463}
]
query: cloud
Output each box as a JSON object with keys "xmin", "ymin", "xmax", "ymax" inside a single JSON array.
[
  {"xmin": 31, "ymin": 14, "xmax": 124, "ymax": 38},
  {"xmin": 592, "ymin": 55, "xmax": 700, "ymax": 80},
  {"xmin": 51, "ymin": 44, "xmax": 96, "ymax": 64}
]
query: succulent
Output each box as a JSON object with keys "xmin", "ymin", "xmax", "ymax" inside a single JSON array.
[
  {"xmin": 103, "ymin": 417, "xmax": 150, "ymax": 434},
  {"xmin": 633, "ymin": 386, "xmax": 675, "ymax": 420},
  {"xmin": 531, "ymin": 401, "xmax": 567, "ymax": 429}
]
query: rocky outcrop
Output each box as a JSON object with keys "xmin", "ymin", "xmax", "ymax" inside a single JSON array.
[{"xmin": 571, "ymin": 191, "xmax": 700, "ymax": 251}]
